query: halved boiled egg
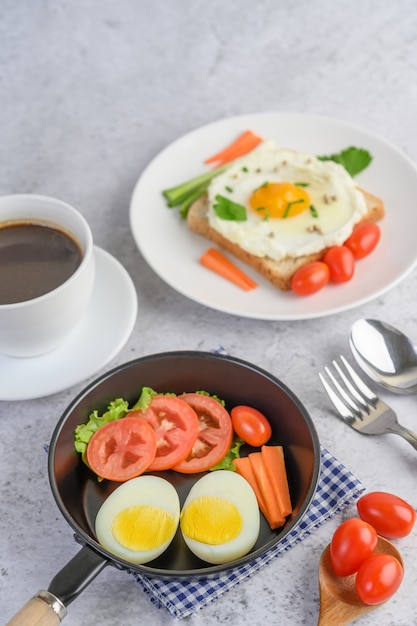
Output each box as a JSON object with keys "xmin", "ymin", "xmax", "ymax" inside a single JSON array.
[
  {"xmin": 95, "ymin": 475, "xmax": 180, "ymax": 564},
  {"xmin": 180, "ymin": 471, "xmax": 260, "ymax": 564}
]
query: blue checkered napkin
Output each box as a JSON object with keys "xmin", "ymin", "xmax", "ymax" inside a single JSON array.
[{"xmin": 132, "ymin": 446, "xmax": 365, "ymax": 619}]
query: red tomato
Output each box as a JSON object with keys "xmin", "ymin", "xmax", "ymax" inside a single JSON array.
[
  {"xmin": 355, "ymin": 553, "xmax": 403, "ymax": 605},
  {"xmin": 86, "ymin": 417, "xmax": 157, "ymax": 482},
  {"xmin": 230, "ymin": 405, "xmax": 272, "ymax": 446},
  {"xmin": 344, "ymin": 223, "xmax": 381, "ymax": 259},
  {"xmin": 172, "ymin": 393, "xmax": 233, "ymax": 473},
  {"xmin": 357, "ymin": 491, "xmax": 416, "ymax": 538},
  {"xmin": 330, "ymin": 518, "xmax": 378, "ymax": 576},
  {"xmin": 133, "ymin": 395, "xmax": 199, "ymax": 471},
  {"xmin": 323, "ymin": 246, "xmax": 355, "ymax": 283},
  {"xmin": 291, "ymin": 261, "xmax": 330, "ymax": 296}
]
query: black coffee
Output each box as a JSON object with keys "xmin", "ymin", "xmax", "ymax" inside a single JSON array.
[{"xmin": 0, "ymin": 221, "xmax": 83, "ymax": 304}]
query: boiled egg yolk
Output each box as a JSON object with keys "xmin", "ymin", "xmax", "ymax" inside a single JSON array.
[
  {"xmin": 180, "ymin": 496, "xmax": 242, "ymax": 544},
  {"xmin": 249, "ymin": 182, "xmax": 310, "ymax": 219},
  {"xmin": 180, "ymin": 471, "xmax": 260, "ymax": 564},
  {"xmin": 112, "ymin": 505, "xmax": 178, "ymax": 551},
  {"xmin": 95, "ymin": 475, "xmax": 180, "ymax": 565}
]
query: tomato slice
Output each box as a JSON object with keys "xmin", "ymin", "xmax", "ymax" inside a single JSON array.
[
  {"xmin": 132, "ymin": 395, "xmax": 199, "ymax": 471},
  {"xmin": 172, "ymin": 393, "xmax": 233, "ymax": 473},
  {"xmin": 86, "ymin": 417, "xmax": 157, "ymax": 482}
]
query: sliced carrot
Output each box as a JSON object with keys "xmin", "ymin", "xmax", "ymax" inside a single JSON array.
[
  {"xmin": 261, "ymin": 445, "xmax": 292, "ymax": 517},
  {"xmin": 248, "ymin": 451, "xmax": 286, "ymax": 529},
  {"xmin": 200, "ymin": 248, "xmax": 258, "ymax": 291},
  {"xmin": 204, "ymin": 130, "xmax": 263, "ymax": 167},
  {"xmin": 233, "ymin": 457, "xmax": 270, "ymax": 522}
]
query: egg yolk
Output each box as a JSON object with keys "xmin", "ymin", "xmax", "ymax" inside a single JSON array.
[
  {"xmin": 180, "ymin": 496, "xmax": 242, "ymax": 545},
  {"xmin": 112, "ymin": 505, "xmax": 177, "ymax": 551},
  {"xmin": 249, "ymin": 182, "xmax": 310, "ymax": 219}
]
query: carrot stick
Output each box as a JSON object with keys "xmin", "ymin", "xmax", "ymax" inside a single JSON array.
[
  {"xmin": 204, "ymin": 130, "xmax": 263, "ymax": 167},
  {"xmin": 261, "ymin": 445, "xmax": 292, "ymax": 517},
  {"xmin": 233, "ymin": 457, "xmax": 270, "ymax": 522},
  {"xmin": 200, "ymin": 248, "xmax": 258, "ymax": 291},
  {"xmin": 248, "ymin": 452, "xmax": 286, "ymax": 529}
]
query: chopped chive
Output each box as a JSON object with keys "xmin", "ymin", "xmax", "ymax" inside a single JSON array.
[
  {"xmin": 225, "ymin": 185, "xmax": 233, "ymax": 193},
  {"xmin": 256, "ymin": 207, "xmax": 269, "ymax": 221},
  {"xmin": 295, "ymin": 182, "xmax": 309, "ymax": 187},
  {"xmin": 242, "ymin": 166, "xmax": 249, "ymax": 172},
  {"xmin": 310, "ymin": 205, "xmax": 318, "ymax": 218},
  {"xmin": 282, "ymin": 198, "xmax": 304, "ymax": 218}
]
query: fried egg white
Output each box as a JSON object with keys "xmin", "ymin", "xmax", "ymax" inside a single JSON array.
[
  {"xmin": 180, "ymin": 471, "xmax": 260, "ymax": 565},
  {"xmin": 207, "ymin": 141, "xmax": 368, "ymax": 261},
  {"xmin": 95, "ymin": 476, "xmax": 180, "ymax": 565}
]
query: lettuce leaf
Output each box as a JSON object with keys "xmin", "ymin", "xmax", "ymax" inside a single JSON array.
[
  {"xmin": 73, "ymin": 398, "xmax": 129, "ymax": 455},
  {"xmin": 130, "ymin": 386, "xmax": 159, "ymax": 412},
  {"xmin": 209, "ymin": 437, "xmax": 245, "ymax": 472}
]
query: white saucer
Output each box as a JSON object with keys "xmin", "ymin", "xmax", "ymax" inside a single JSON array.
[{"xmin": 0, "ymin": 246, "xmax": 138, "ymax": 401}]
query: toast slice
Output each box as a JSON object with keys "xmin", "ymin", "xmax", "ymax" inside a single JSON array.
[{"xmin": 187, "ymin": 188, "xmax": 384, "ymax": 291}]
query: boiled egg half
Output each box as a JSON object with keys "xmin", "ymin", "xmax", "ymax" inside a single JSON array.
[
  {"xmin": 95, "ymin": 475, "xmax": 180, "ymax": 564},
  {"xmin": 180, "ymin": 471, "xmax": 260, "ymax": 564}
]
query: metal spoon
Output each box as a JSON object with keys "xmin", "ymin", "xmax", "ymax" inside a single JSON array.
[
  {"xmin": 317, "ymin": 536, "xmax": 403, "ymax": 625},
  {"xmin": 349, "ymin": 319, "xmax": 417, "ymax": 394}
]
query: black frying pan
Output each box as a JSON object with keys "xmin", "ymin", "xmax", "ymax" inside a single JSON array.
[{"xmin": 7, "ymin": 351, "xmax": 321, "ymax": 625}]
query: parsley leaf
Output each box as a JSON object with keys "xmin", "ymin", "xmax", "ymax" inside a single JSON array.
[
  {"xmin": 213, "ymin": 194, "xmax": 247, "ymax": 221},
  {"xmin": 317, "ymin": 146, "xmax": 372, "ymax": 177}
]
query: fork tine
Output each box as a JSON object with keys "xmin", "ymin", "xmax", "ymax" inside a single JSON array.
[
  {"xmin": 318, "ymin": 371, "xmax": 358, "ymax": 421},
  {"xmin": 339, "ymin": 355, "xmax": 378, "ymax": 405},
  {"xmin": 323, "ymin": 366, "xmax": 362, "ymax": 414},
  {"xmin": 332, "ymin": 359, "xmax": 370, "ymax": 412}
]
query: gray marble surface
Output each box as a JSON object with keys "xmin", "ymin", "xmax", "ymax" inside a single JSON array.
[{"xmin": 1, "ymin": 1, "xmax": 417, "ymax": 624}]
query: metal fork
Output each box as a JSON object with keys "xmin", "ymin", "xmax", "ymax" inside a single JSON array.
[{"xmin": 319, "ymin": 355, "xmax": 417, "ymax": 452}]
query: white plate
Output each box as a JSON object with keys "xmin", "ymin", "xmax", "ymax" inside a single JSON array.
[
  {"xmin": 0, "ymin": 247, "xmax": 137, "ymax": 401},
  {"xmin": 130, "ymin": 112, "xmax": 417, "ymax": 320}
]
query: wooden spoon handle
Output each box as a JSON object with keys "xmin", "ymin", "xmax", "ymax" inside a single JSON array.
[{"xmin": 6, "ymin": 592, "xmax": 66, "ymax": 626}]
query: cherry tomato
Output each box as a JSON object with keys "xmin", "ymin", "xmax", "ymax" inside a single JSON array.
[
  {"xmin": 172, "ymin": 393, "xmax": 233, "ymax": 473},
  {"xmin": 86, "ymin": 417, "xmax": 157, "ymax": 482},
  {"xmin": 291, "ymin": 261, "xmax": 330, "ymax": 296},
  {"xmin": 355, "ymin": 553, "xmax": 403, "ymax": 605},
  {"xmin": 330, "ymin": 518, "xmax": 378, "ymax": 576},
  {"xmin": 344, "ymin": 222, "xmax": 381, "ymax": 259},
  {"xmin": 323, "ymin": 245, "xmax": 355, "ymax": 283},
  {"xmin": 132, "ymin": 395, "xmax": 199, "ymax": 471},
  {"xmin": 230, "ymin": 405, "xmax": 272, "ymax": 446},
  {"xmin": 357, "ymin": 491, "xmax": 416, "ymax": 538}
]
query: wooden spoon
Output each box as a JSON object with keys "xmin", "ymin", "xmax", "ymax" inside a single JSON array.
[{"xmin": 317, "ymin": 536, "xmax": 403, "ymax": 625}]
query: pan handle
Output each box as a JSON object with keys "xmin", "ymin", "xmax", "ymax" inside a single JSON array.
[
  {"xmin": 5, "ymin": 591, "xmax": 65, "ymax": 626},
  {"xmin": 6, "ymin": 543, "xmax": 109, "ymax": 625}
]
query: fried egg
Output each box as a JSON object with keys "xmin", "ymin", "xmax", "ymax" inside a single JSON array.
[
  {"xmin": 207, "ymin": 141, "xmax": 368, "ymax": 261},
  {"xmin": 95, "ymin": 475, "xmax": 180, "ymax": 565},
  {"xmin": 180, "ymin": 471, "xmax": 260, "ymax": 564}
]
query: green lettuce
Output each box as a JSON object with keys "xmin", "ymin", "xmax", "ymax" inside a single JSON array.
[
  {"xmin": 209, "ymin": 437, "xmax": 245, "ymax": 472},
  {"xmin": 73, "ymin": 398, "xmax": 129, "ymax": 455}
]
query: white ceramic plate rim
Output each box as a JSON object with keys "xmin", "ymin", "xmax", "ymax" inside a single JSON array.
[
  {"xmin": 0, "ymin": 247, "xmax": 138, "ymax": 401},
  {"xmin": 130, "ymin": 112, "xmax": 417, "ymax": 320}
]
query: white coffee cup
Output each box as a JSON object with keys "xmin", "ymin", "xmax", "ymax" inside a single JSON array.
[{"xmin": 0, "ymin": 194, "xmax": 95, "ymax": 357}]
